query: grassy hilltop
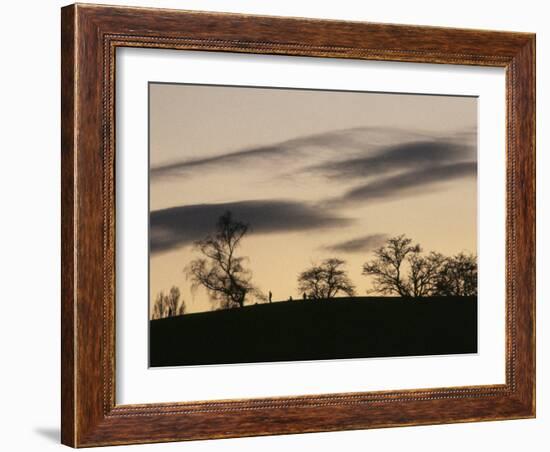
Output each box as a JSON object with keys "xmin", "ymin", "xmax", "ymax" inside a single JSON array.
[{"xmin": 149, "ymin": 296, "xmax": 477, "ymax": 367}]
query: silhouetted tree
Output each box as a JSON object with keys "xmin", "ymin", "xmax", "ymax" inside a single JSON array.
[
  {"xmin": 363, "ymin": 235, "xmax": 477, "ymax": 297},
  {"xmin": 362, "ymin": 235, "xmax": 421, "ymax": 297},
  {"xmin": 152, "ymin": 293, "xmax": 165, "ymax": 320},
  {"xmin": 298, "ymin": 258, "xmax": 356, "ymax": 299},
  {"xmin": 408, "ymin": 252, "xmax": 446, "ymax": 297},
  {"xmin": 152, "ymin": 286, "xmax": 185, "ymax": 319},
  {"xmin": 434, "ymin": 252, "xmax": 478, "ymax": 296},
  {"xmin": 185, "ymin": 211, "xmax": 258, "ymax": 309}
]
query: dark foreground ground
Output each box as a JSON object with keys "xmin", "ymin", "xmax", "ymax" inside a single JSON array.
[{"xmin": 149, "ymin": 296, "xmax": 477, "ymax": 367}]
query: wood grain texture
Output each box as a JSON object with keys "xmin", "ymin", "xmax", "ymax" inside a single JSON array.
[
  {"xmin": 60, "ymin": 3, "xmax": 536, "ymax": 447},
  {"xmin": 60, "ymin": 5, "xmax": 76, "ymax": 447}
]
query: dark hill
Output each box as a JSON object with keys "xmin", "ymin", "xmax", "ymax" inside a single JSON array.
[{"xmin": 149, "ymin": 296, "xmax": 477, "ymax": 367}]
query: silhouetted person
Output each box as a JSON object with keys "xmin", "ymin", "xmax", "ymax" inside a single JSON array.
[
  {"xmin": 288, "ymin": 296, "xmax": 293, "ymax": 302},
  {"xmin": 268, "ymin": 291, "xmax": 272, "ymax": 303},
  {"xmin": 302, "ymin": 292, "xmax": 307, "ymax": 300}
]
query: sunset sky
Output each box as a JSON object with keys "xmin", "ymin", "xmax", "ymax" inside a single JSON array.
[{"xmin": 149, "ymin": 83, "xmax": 477, "ymax": 315}]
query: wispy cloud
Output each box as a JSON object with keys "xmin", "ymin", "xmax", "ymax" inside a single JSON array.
[
  {"xmin": 328, "ymin": 161, "xmax": 476, "ymax": 206},
  {"xmin": 321, "ymin": 234, "xmax": 388, "ymax": 254},
  {"xmin": 151, "ymin": 200, "xmax": 354, "ymax": 254},
  {"xmin": 308, "ymin": 139, "xmax": 475, "ymax": 180},
  {"xmin": 150, "ymin": 126, "xmax": 426, "ymax": 181},
  {"xmin": 150, "ymin": 128, "xmax": 477, "ymax": 247}
]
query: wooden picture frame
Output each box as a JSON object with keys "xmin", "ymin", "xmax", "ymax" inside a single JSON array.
[{"xmin": 61, "ymin": 3, "xmax": 535, "ymax": 447}]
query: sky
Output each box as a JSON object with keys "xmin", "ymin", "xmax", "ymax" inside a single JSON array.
[{"xmin": 149, "ymin": 83, "xmax": 477, "ymax": 315}]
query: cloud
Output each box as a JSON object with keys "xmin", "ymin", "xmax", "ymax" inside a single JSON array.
[
  {"xmin": 321, "ymin": 234, "xmax": 388, "ymax": 254},
  {"xmin": 331, "ymin": 161, "xmax": 476, "ymax": 205},
  {"xmin": 309, "ymin": 139, "xmax": 475, "ymax": 180},
  {"xmin": 151, "ymin": 200, "xmax": 354, "ymax": 254},
  {"xmin": 150, "ymin": 126, "xmax": 426, "ymax": 180}
]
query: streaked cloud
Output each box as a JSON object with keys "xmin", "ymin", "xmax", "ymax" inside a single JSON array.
[
  {"xmin": 150, "ymin": 126, "xmax": 426, "ymax": 181},
  {"xmin": 151, "ymin": 200, "xmax": 354, "ymax": 254},
  {"xmin": 330, "ymin": 161, "xmax": 476, "ymax": 205},
  {"xmin": 321, "ymin": 234, "xmax": 388, "ymax": 254},
  {"xmin": 308, "ymin": 139, "xmax": 475, "ymax": 180}
]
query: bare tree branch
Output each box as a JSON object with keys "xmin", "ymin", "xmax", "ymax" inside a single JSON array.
[
  {"xmin": 151, "ymin": 286, "xmax": 186, "ymax": 319},
  {"xmin": 185, "ymin": 211, "xmax": 260, "ymax": 309},
  {"xmin": 362, "ymin": 235, "xmax": 477, "ymax": 298},
  {"xmin": 298, "ymin": 258, "xmax": 356, "ymax": 299}
]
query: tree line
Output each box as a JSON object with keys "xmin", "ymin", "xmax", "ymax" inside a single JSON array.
[
  {"xmin": 362, "ymin": 235, "xmax": 477, "ymax": 297},
  {"xmin": 151, "ymin": 286, "xmax": 186, "ymax": 320},
  {"xmin": 152, "ymin": 211, "xmax": 477, "ymax": 317}
]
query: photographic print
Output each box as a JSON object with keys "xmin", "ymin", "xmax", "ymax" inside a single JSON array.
[{"xmin": 148, "ymin": 83, "xmax": 478, "ymax": 367}]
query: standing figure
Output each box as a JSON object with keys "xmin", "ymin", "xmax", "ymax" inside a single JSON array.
[{"xmin": 268, "ymin": 290, "xmax": 273, "ymax": 303}]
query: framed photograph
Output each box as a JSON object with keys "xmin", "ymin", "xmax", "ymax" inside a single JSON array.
[{"xmin": 61, "ymin": 3, "xmax": 535, "ymax": 447}]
